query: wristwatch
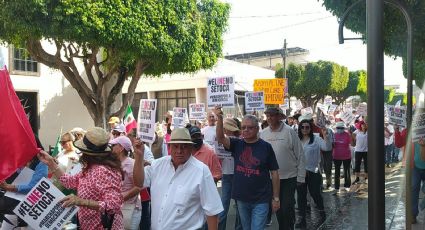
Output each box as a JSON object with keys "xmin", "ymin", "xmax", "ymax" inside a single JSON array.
[{"xmin": 273, "ymin": 197, "xmax": 280, "ymax": 202}]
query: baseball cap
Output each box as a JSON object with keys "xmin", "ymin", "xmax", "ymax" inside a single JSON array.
[{"xmin": 109, "ymin": 136, "xmax": 133, "ymax": 151}]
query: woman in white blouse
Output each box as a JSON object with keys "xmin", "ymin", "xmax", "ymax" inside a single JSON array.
[{"xmin": 295, "ymin": 116, "xmax": 332, "ymax": 228}]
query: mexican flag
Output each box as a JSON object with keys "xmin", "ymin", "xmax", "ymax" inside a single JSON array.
[{"xmin": 124, "ymin": 105, "xmax": 137, "ymax": 133}]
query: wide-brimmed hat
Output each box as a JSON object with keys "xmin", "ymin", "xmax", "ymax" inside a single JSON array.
[
  {"xmin": 224, "ymin": 118, "xmax": 240, "ymax": 132},
  {"xmin": 168, "ymin": 128, "xmax": 194, "ymax": 144},
  {"xmin": 335, "ymin": 122, "xmax": 345, "ymax": 128},
  {"xmin": 298, "ymin": 113, "xmax": 313, "ymax": 123},
  {"xmin": 74, "ymin": 127, "xmax": 111, "ymax": 155}
]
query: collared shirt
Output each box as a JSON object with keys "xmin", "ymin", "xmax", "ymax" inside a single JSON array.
[
  {"xmin": 144, "ymin": 156, "xmax": 223, "ymax": 230},
  {"xmin": 260, "ymin": 122, "xmax": 306, "ymax": 183},
  {"xmin": 193, "ymin": 144, "xmax": 222, "ymax": 180},
  {"xmin": 302, "ymin": 136, "xmax": 331, "ymax": 173}
]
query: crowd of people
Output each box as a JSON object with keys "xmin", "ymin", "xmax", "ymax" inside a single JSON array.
[{"xmin": 1, "ymin": 104, "xmax": 423, "ymax": 230}]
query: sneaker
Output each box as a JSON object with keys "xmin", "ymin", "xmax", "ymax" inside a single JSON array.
[{"xmin": 266, "ymin": 220, "xmax": 272, "ymax": 226}]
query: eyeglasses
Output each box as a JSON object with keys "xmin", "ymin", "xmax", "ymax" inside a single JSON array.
[
  {"xmin": 60, "ymin": 140, "xmax": 70, "ymax": 145},
  {"xmin": 300, "ymin": 125, "xmax": 310, "ymax": 130},
  {"xmin": 241, "ymin": 126, "xmax": 257, "ymax": 131}
]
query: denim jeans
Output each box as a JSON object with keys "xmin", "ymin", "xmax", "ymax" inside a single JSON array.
[
  {"xmin": 218, "ymin": 174, "xmax": 242, "ymax": 230},
  {"xmin": 385, "ymin": 144, "xmax": 394, "ymax": 164},
  {"xmin": 412, "ymin": 166, "xmax": 425, "ymax": 217},
  {"xmin": 297, "ymin": 171, "xmax": 324, "ymax": 219},
  {"xmin": 237, "ymin": 201, "xmax": 269, "ymax": 230}
]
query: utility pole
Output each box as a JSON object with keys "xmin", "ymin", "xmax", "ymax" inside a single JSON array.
[{"xmin": 282, "ymin": 39, "xmax": 290, "ymax": 115}]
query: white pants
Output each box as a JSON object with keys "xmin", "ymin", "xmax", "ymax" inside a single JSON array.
[{"xmin": 122, "ymin": 203, "xmax": 141, "ymax": 230}]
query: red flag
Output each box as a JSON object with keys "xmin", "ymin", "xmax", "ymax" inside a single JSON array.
[{"xmin": 0, "ymin": 68, "xmax": 38, "ymax": 181}]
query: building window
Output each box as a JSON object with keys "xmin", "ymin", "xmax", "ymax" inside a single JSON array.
[
  {"xmin": 156, "ymin": 89, "xmax": 196, "ymax": 122},
  {"xmin": 9, "ymin": 46, "xmax": 39, "ymax": 75}
]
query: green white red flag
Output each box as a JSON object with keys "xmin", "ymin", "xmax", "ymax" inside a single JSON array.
[{"xmin": 124, "ymin": 105, "xmax": 137, "ymax": 133}]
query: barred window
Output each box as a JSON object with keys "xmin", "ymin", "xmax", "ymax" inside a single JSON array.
[{"xmin": 10, "ymin": 46, "xmax": 38, "ymax": 74}]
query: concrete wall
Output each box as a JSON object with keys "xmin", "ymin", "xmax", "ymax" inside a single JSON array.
[{"xmin": 3, "ymin": 44, "xmax": 93, "ymax": 147}]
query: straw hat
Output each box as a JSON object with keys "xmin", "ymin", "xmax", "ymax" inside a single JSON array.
[
  {"xmin": 74, "ymin": 127, "xmax": 111, "ymax": 155},
  {"xmin": 168, "ymin": 128, "xmax": 194, "ymax": 144},
  {"xmin": 224, "ymin": 118, "xmax": 240, "ymax": 132}
]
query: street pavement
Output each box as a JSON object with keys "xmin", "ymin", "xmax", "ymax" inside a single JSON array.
[{"xmin": 220, "ymin": 162, "xmax": 418, "ymax": 230}]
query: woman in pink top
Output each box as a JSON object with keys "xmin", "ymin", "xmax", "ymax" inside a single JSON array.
[{"xmin": 333, "ymin": 122, "xmax": 352, "ymax": 192}]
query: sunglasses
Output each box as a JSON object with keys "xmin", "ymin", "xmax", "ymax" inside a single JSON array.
[
  {"xmin": 241, "ymin": 126, "xmax": 257, "ymax": 131},
  {"xmin": 60, "ymin": 140, "xmax": 70, "ymax": 145},
  {"xmin": 300, "ymin": 125, "xmax": 310, "ymax": 130}
]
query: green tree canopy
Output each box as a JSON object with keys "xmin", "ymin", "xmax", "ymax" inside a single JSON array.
[
  {"xmin": 0, "ymin": 0, "xmax": 229, "ymax": 126},
  {"xmin": 384, "ymin": 87, "xmax": 396, "ymax": 103},
  {"xmin": 321, "ymin": 0, "xmax": 425, "ymax": 88},
  {"xmin": 333, "ymin": 70, "xmax": 364, "ymax": 105},
  {"xmin": 278, "ymin": 60, "xmax": 349, "ymax": 108}
]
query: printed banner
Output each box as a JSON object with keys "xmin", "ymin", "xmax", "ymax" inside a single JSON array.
[
  {"xmin": 386, "ymin": 105, "xmax": 407, "ymax": 128},
  {"xmin": 245, "ymin": 91, "xmax": 265, "ymax": 112},
  {"xmin": 207, "ymin": 76, "xmax": 235, "ymax": 108},
  {"xmin": 189, "ymin": 103, "xmax": 206, "ymax": 120},
  {"xmin": 137, "ymin": 99, "xmax": 157, "ymax": 143},
  {"xmin": 412, "ymin": 113, "xmax": 425, "ymax": 142},
  {"xmin": 253, "ymin": 78, "xmax": 286, "ymax": 105},
  {"xmin": 14, "ymin": 178, "xmax": 78, "ymax": 230},
  {"xmin": 172, "ymin": 107, "xmax": 188, "ymax": 128}
]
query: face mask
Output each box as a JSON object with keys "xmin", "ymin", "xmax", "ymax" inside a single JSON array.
[
  {"xmin": 336, "ymin": 129, "xmax": 344, "ymax": 134},
  {"xmin": 193, "ymin": 139, "xmax": 203, "ymax": 148}
]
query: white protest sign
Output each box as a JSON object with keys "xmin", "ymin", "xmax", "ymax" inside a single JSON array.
[
  {"xmin": 245, "ymin": 91, "xmax": 265, "ymax": 112},
  {"xmin": 301, "ymin": 107, "xmax": 313, "ymax": 115},
  {"xmin": 316, "ymin": 108, "xmax": 327, "ymax": 128},
  {"xmin": 340, "ymin": 111, "xmax": 356, "ymax": 124},
  {"xmin": 294, "ymin": 100, "xmax": 303, "ymax": 111},
  {"xmin": 14, "ymin": 178, "xmax": 78, "ymax": 230},
  {"xmin": 344, "ymin": 103, "xmax": 352, "ymax": 112},
  {"xmin": 328, "ymin": 104, "xmax": 338, "ymax": 115},
  {"xmin": 172, "ymin": 107, "xmax": 188, "ymax": 128},
  {"xmin": 137, "ymin": 99, "xmax": 157, "ymax": 143},
  {"xmin": 189, "ymin": 103, "xmax": 206, "ymax": 120},
  {"xmin": 357, "ymin": 103, "xmax": 367, "ymax": 116},
  {"xmin": 316, "ymin": 103, "xmax": 328, "ymax": 115},
  {"xmin": 412, "ymin": 113, "xmax": 425, "ymax": 142},
  {"xmin": 207, "ymin": 76, "xmax": 235, "ymax": 108},
  {"xmin": 5, "ymin": 167, "xmax": 34, "ymax": 201},
  {"xmin": 386, "ymin": 105, "xmax": 407, "ymax": 128},
  {"xmin": 324, "ymin": 96, "xmax": 333, "ymax": 106}
]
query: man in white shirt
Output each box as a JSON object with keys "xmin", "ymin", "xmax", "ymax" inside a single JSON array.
[
  {"xmin": 133, "ymin": 128, "xmax": 223, "ymax": 230},
  {"xmin": 260, "ymin": 107, "xmax": 305, "ymax": 230},
  {"xmin": 202, "ymin": 111, "xmax": 217, "ymax": 147}
]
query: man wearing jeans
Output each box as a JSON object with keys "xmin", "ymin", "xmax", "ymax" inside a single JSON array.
[
  {"xmin": 260, "ymin": 107, "xmax": 305, "ymax": 230},
  {"xmin": 215, "ymin": 107, "xmax": 280, "ymax": 230}
]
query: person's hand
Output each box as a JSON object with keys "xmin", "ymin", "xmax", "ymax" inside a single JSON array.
[
  {"xmin": 61, "ymin": 194, "xmax": 85, "ymax": 207},
  {"xmin": 272, "ymin": 199, "xmax": 280, "ymax": 212},
  {"xmin": 37, "ymin": 150, "xmax": 56, "ymax": 168},
  {"xmin": 0, "ymin": 183, "xmax": 17, "ymax": 192},
  {"xmin": 213, "ymin": 106, "xmax": 223, "ymax": 117},
  {"xmin": 133, "ymin": 138, "xmax": 145, "ymax": 158}
]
